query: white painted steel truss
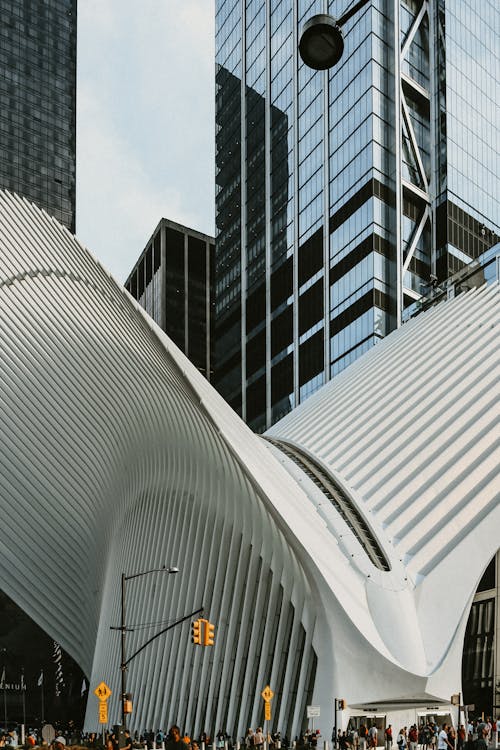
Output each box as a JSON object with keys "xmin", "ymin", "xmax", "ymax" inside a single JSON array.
[
  {"xmin": 0, "ymin": 192, "xmax": 498, "ymax": 736},
  {"xmin": 398, "ymin": 0, "xmax": 432, "ymax": 303}
]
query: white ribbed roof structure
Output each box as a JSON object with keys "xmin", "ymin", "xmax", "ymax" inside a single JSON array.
[{"xmin": 0, "ymin": 191, "xmax": 498, "ymax": 735}]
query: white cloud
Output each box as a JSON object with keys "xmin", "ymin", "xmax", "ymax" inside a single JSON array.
[{"xmin": 76, "ymin": 1, "xmax": 215, "ymax": 282}]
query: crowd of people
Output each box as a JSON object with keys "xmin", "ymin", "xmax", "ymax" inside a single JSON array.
[
  {"xmin": 0, "ymin": 719, "xmax": 497, "ymax": 750},
  {"xmin": 332, "ymin": 718, "xmax": 499, "ymax": 750}
]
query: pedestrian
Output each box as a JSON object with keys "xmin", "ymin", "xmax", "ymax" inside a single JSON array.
[
  {"xmin": 245, "ymin": 731, "xmax": 255, "ymax": 749},
  {"xmin": 429, "ymin": 725, "xmax": 437, "ymax": 750},
  {"xmin": 368, "ymin": 726, "xmax": 378, "ymax": 749},
  {"xmin": 397, "ymin": 730, "xmax": 406, "ymax": 750},
  {"xmin": 418, "ymin": 725, "xmax": 425, "ymax": 750},
  {"xmin": 486, "ymin": 720, "xmax": 492, "ymax": 743},
  {"xmin": 466, "ymin": 722, "xmax": 473, "ymax": 743},
  {"xmin": 409, "ymin": 725, "xmax": 418, "ymax": 750},
  {"xmin": 254, "ymin": 729, "xmax": 264, "ymax": 750},
  {"xmin": 437, "ymin": 725, "xmax": 452, "ymax": 750},
  {"xmin": 359, "ymin": 725, "xmax": 368, "ymax": 750},
  {"xmin": 166, "ymin": 726, "xmax": 188, "ymax": 750},
  {"xmin": 385, "ymin": 726, "xmax": 393, "ymax": 750},
  {"xmin": 474, "ymin": 728, "xmax": 488, "ymax": 750}
]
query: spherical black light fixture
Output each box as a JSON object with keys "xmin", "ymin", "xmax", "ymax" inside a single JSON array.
[{"xmin": 299, "ymin": 14, "xmax": 344, "ymax": 70}]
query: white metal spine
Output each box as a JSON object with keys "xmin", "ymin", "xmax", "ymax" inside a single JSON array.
[{"xmin": 0, "ymin": 191, "xmax": 498, "ymax": 738}]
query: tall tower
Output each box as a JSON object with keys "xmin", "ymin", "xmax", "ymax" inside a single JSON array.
[
  {"xmin": 0, "ymin": 0, "xmax": 77, "ymax": 231},
  {"xmin": 125, "ymin": 218, "xmax": 215, "ymax": 381},
  {"xmin": 214, "ymin": 0, "xmax": 500, "ymax": 432}
]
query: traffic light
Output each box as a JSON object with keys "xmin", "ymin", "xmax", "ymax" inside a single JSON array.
[
  {"xmin": 338, "ymin": 699, "xmax": 346, "ymax": 710},
  {"xmin": 204, "ymin": 621, "xmax": 215, "ymax": 646},
  {"xmin": 123, "ymin": 693, "xmax": 133, "ymax": 714},
  {"xmin": 191, "ymin": 619, "xmax": 202, "ymax": 645}
]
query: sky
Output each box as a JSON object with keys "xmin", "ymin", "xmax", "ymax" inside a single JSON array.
[{"xmin": 76, "ymin": 0, "xmax": 215, "ymax": 283}]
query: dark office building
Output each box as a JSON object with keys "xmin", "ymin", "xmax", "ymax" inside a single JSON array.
[
  {"xmin": 0, "ymin": 591, "xmax": 87, "ymax": 726},
  {"xmin": 0, "ymin": 0, "xmax": 76, "ymax": 231},
  {"xmin": 125, "ymin": 219, "xmax": 215, "ymax": 381},
  {"xmin": 214, "ymin": 0, "xmax": 500, "ymax": 433}
]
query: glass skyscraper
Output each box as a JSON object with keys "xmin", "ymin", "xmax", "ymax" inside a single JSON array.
[
  {"xmin": 214, "ymin": 0, "xmax": 500, "ymax": 432},
  {"xmin": 125, "ymin": 218, "xmax": 215, "ymax": 381},
  {"xmin": 0, "ymin": 0, "xmax": 76, "ymax": 231}
]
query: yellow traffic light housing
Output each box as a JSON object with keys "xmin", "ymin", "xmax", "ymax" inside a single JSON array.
[
  {"xmin": 204, "ymin": 621, "xmax": 215, "ymax": 646},
  {"xmin": 123, "ymin": 692, "xmax": 133, "ymax": 714},
  {"xmin": 338, "ymin": 698, "xmax": 346, "ymax": 710},
  {"xmin": 191, "ymin": 619, "xmax": 202, "ymax": 645}
]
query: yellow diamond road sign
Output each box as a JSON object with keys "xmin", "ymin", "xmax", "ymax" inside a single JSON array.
[
  {"xmin": 261, "ymin": 685, "xmax": 274, "ymax": 702},
  {"xmin": 94, "ymin": 682, "xmax": 112, "ymax": 702}
]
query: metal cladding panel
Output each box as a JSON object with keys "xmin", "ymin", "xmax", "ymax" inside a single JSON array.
[
  {"xmin": 267, "ymin": 279, "xmax": 500, "ymax": 672},
  {"xmin": 267, "ymin": 281, "xmax": 500, "ymax": 581},
  {"xmin": 0, "ymin": 191, "xmax": 319, "ymax": 736},
  {"xmin": 0, "ymin": 191, "xmax": 498, "ymax": 733}
]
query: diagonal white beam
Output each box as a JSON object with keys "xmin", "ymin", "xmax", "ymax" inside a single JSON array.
[
  {"xmin": 401, "ymin": 0, "xmax": 428, "ymax": 62},
  {"xmin": 401, "ymin": 93, "xmax": 429, "ymax": 193},
  {"xmin": 403, "ymin": 204, "xmax": 430, "ymax": 274}
]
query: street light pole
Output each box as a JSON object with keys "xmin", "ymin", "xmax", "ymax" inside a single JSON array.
[
  {"xmin": 119, "ymin": 565, "xmax": 179, "ymax": 729},
  {"xmin": 120, "ymin": 573, "xmax": 127, "ymax": 728}
]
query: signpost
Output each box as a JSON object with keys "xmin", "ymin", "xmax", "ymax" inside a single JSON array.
[
  {"xmin": 94, "ymin": 681, "xmax": 112, "ymax": 742},
  {"xmin": 95, "ymin": 682, "xmax": 112, "ymax": 702},
  {"xmin": 261, "ymin": 686, "xmax": 274, "ymax": 739},
  {"xmin": 307, "ymin": 706, "xmax": 321, "ymax": 734},
  {"xmin": 261, "ymin": 686, "xmax": 274, "ymax": 702},
  {"xmin": 98, "ymin": 702, "xmax": 108, "ymax": 724},
  {"xmin": 451, "ymin": 693, "xmax": 461, "ymax": 738},
  {"xmin": 333, "ymin": 699, "xmax": 345, "ymax": 748}
]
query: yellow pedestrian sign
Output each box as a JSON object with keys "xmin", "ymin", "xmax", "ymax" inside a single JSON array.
[
  {"xmin": 261, "ymin": 685, "xmax": 274, "ymax": 702},
  {"xmin": 94, "ymin": 682, "xmax": 112, "ymax": 702}
]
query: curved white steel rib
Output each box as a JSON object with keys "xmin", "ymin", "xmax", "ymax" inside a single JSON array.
[{"xmin": 0, "ymin": 191, "xmax": 498, "ymax": 735}]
